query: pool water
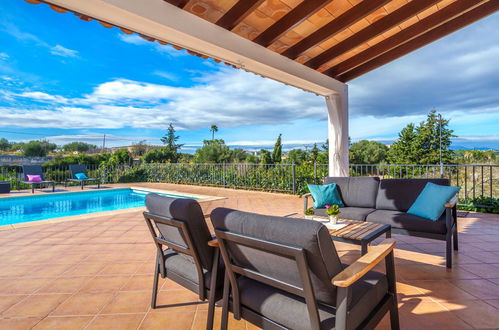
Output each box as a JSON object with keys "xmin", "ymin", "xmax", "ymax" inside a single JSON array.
[{"xmin": 0, "ymin": 188, "xmax": 196, "ymax": 226}]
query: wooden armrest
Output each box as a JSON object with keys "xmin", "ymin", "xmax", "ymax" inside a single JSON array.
[
  {"xmin": 445, "ymin": 195, "xmax": 458, "ymax": 208},
  {"xmin": 332, "ymin": 239, "xmax": 396, "ymax": 287},
  {"xmin": 203, "ymin": 213, "xmax": 211, "ymax": 219},
  {"xmin": 208, "ymin": 238, "xmax": 219, "ymax": 247},
  {"xmin": 301, "ymin": 193, "xmax": 312, "ymax": 198}
]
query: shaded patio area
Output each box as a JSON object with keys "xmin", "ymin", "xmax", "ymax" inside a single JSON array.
[{"xmin": 0, "ymin": 183, "xmax": 498, "ymax": 329}]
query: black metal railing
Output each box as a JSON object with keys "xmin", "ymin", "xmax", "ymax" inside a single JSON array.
[{"xmin": 0, "ymin": 163, "xmax": 497, "ymax": 205}]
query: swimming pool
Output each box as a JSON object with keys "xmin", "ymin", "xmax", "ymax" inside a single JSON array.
[{"xmin": 0, "ymin": 188, "xmax": 197, "ymax": 226}]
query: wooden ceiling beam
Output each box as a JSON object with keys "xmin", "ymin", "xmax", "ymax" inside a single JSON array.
[
  {"xmin": 162, "ymin": 0, "xmax": 189, "ymax": 8},
  {"xmin": 216, "ymin": 0, "xmax": 265, "ymax": 30},
  {"xmin": 252, "ymin": 0, "xmax": 331, "ymax": 47},
  {"xmin": 304, "ymin": 0, "xmax": 441, "ymax": 69},
  {"xmin": 282, "ymin": 0, "xmax": 391, "ymax": 60},
  {"xmin": 325, "ymin": 0, "xmax": 489, "ymax": 77},
  {"xmin": 336, "ymin": 0, "xmax": 499, "ymax": 82}
]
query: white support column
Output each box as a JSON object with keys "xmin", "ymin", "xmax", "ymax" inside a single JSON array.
[{"xmin": 325, "ymin": 89, "xmax": 349, "ymax": 177}]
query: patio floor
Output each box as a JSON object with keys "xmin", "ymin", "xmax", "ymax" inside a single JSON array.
[{"xmin": 0, "ymin": 183, "xmax": 498, "ymax": 329}]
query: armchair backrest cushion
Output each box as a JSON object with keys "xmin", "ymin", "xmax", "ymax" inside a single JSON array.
[
  {"xmin": 323, "ymin": 177, "xmax": 380, "ymax": 208},
  {"xmin": 146, "ymin": 193, "xmax": 214, "ymax": 270},
  {"xmin": 376, "ymin": 178, "xmax": 450, "ymax": 212},
  {"xmin": 211, "ymin": 208, "xmax": 343, "ymax": 306}
]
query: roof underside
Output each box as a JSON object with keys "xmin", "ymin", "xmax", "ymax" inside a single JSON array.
[
  {"xmin": 165, "ymin": 0, "xmax": 498, "ymax": 81},
  {"xmin": 27, "ymin": 0, "xmax": 498, "ymax": 84}
]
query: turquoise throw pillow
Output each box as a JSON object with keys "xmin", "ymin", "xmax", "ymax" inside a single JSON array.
[
  {"xmin": 407, "ymin": 182, "xmax": 460, "ymax": 221},
  {"xmin": 307, "ymin": 183, "xmax": 344, "ymax": 209},
  {"xmin": 75, "ymin": 172, "xmax": 88, "ymax": 180}
]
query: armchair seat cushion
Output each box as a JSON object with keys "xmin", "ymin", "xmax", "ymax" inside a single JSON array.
[
  {"xmin": 366, "ymin": 210, "xmax": 447, "ymax": 234},
  {"xmin": 237, "ymin": 270, "xmax": 387, "ymax": 330},
  {"xmin": 163, "ymin": 249, "xmax": 222, "ymax": 289},
  {"xmin": 314, "ymin": 207, "xmax": 375, "ymax": 221}
]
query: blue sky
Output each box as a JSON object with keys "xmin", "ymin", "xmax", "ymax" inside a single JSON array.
[{"xmin": 0, "ymin": 0, "xmax": 498, "ymax": 152}]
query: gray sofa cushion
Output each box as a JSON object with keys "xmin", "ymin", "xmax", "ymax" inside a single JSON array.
[
  {"xmin": 211, "ymin": 208, "xmax": 343, "ymax": 306},
  {"xmin": 146, "ymin": 194, "xmax": 214, "ymax": 270},
  {"xmin": 323, "ymin": 177, "xmax": 380, "ymax": 208},
  {"xmin": 376, "ymin": 178, "xmax": 450, "ymax": 212},
  {"xmin": 163, "ymin": 249, "xmax": 215, "ymax": 288},
  {"xmin": 237, "ymin": 270, "xmax": 387, "ymax": 330},
  {"xmin": 314, "ymin": 207, "xmax": 376, "ymax": 221},
  {"xmin": 366, "ymin": 209, "xmax": 447, "ymax": 234}
]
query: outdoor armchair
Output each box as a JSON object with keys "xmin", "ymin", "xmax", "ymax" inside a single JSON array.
[
  {"xmin": 66, "ymin": 164, "xmax": 100, "ymax": 189},
  {"xmin": 21, "ymin": 165, "xmax": 55, "ymax": 194},
  {"xmin": 211, "ymin": 208, "xmax": 399, "ymax": 330},
  {"xmin": 143, "ymin": 194, "xmax": 223, "ymax": 330}
]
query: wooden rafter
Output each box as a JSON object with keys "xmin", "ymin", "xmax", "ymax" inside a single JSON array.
[
  {"xmin": 252, "ymin": 0, "xmax": 331, "ymax": 47},
  {"xmin": 337, "ymin": 0, "xmax": 499, "ymax": 82},
  {"xmin": 282, "ymin": 0, "xmax": 392, "ymax": 60},
  {"xmin": 216, "ymin": 0, "xmax": 265, "ymax": 30},
  {"xmin": 163, "ymin": 0, "xmax": 189, "ymax": 8},
  {"xmin": 325, "ymin": 0, "xmax": 489, "ymax": 77},
  {"xmin": 304, "ymin": 0, "xmax": 441, "ymax": 69}
]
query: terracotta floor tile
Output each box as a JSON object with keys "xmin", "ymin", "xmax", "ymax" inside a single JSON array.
[
  {"xmin": 139, "ymin": 311, "xmax": 195, "ymax": 330},
  {"xmin": 121, "ymin": 274, "xmax": 155, "ymax": 291},
  {"xmin": 36, "ymin": 277, "xmax": 90, "ymax": 294},
  {"xmin": 79, "ymin": 275, "xmax": 130, "ymax": 293},
  {"xmin": 0, "ymin": 317, "xmax": 42, "ymax": 329},
  {"xmin": 394, "ymin": 301, "xmax": 472, "ymax": 329},
  {"xmin": 62, "ymin": 263, "xmax": 106, "ymax": 276},
  {"xmin": 98, "ymin": 262, "xmax": 143, "ymax": 275},
  {"xmin": 451, "ymin": 279, "xmax": 499, "ymax": 300},
  {"xmin": 51, "ymin": 292, "xmax": 114, "ymax": 316},
  {"xmin": 441, "ymin": 299, "xmax": 499, "ymax": 329},
  {"xmin": 407, "ymin": 280, "xmax": 477, "ymax": 302},
  {"xmin": 192, "ymin": 309, "xmax": 247, "ymax": 330},
  {"xmin": 31, "ymin": 315, "xmax": 92, "ymax": 330},
  {"xmin": 0, "ymin": 295, "xmax": 27, "ymax": 313},
  {"xmin": 151, "ymin": 290, "xmax": 202, "ymax": 313},
  {"xmin": 3, "ymin": 294, "xmax": 70, "ymax": 317},
  {"xmin": 86, "ymin": 313, "xmax": 145, "ymax": 330},
  {"xmin": 100, "ymin": 291, "xmax": 150, "ymax": 314},
  {"xmin": 457, "ymin": 263, "xmax": 499, "ymax": 279}
]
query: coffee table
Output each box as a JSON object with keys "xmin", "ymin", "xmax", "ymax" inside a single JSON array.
[{"xmin": 284, "ymin": 213, "xmax": 391, "ymax": 255}]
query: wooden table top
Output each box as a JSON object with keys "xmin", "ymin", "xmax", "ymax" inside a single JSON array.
[{"xmin": 285, "ymin": 214, "xmax": 389, "ymax": 242}]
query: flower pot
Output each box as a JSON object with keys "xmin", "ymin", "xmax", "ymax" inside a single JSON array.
[
  {"xmin": 329, "ymin": 215, "xmax": 339, "ymax": 224},
  {"xmin": 305, "ymin": 215, "xmax": 314, "ymax": 220}
]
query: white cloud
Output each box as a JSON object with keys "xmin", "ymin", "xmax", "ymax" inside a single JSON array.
[
  {"xmin": 117, "ymin": 33, "xmax": 188, "ymax": 57},
  {"xmin": 0, "ymin": 52, "xmax": 9, "ymax": 60},
  {"xmin": 153, "ymin": 70, "xmax": 177, "ymax": 81},
  {"xmin": 18, "ymin": 91, "xmax": 69, "ymax": 104},
  {"xmin": 50, "ymin": 45, "xmax": 79, "ymax": 58}
]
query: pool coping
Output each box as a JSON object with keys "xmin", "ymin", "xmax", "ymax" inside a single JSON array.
[{"xmin": 0, "ymin": 186, "xmax": 226, "ymax": 231}]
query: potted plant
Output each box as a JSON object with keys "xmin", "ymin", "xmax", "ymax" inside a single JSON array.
[
  {"xmin": 304, "ymin": 207, "xmax": 315, "ymax": 220},
  {"xmin": 325, "ymin": 204, "xmax": 340, "ymax": 224}
]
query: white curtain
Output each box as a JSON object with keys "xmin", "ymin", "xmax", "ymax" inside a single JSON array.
[{"xmin": 325, "ymin": 92, "xmax": 349, "ymax": 177}]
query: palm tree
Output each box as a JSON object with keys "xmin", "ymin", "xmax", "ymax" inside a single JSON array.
[{"xmin": 210, "ymin": 124, "xmax": 218, "ymax": 140}]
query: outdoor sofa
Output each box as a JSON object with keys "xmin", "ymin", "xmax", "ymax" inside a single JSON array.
[
  {"xmin": 303, "ymin": 177, "xmax": 459, "ymax": 268},
  {"xmin": 66, "ymin": 164, "xmax": 100, "ymax": 189},
  {"xmin": 211, "ymin": 208, "xmax": 399, "ymax": 330},
  {"xmin": 21, "ymin": 165, "xmax": 55, "ymax": 194}
]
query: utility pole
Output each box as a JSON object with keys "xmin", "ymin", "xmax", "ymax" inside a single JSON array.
[{"xmin": 102, "ymin": 134, "xmax": 106, "ymax": 153}]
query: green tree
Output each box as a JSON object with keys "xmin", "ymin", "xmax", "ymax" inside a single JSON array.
[
  {"xmin": 260, "ymin": 149, "xmax": 272, "ymax": 165},
  {"xmin": 108, "ymin": 149, "xmax": 132, "ymax": 165},
  {"xmin": 210, "ymin": 124, "xmax": 218, "ymax": 140},
  {"xmin": 194, "ymin": 139, "xmax": 231, "ymax": 163},
  {"xmin": 231, "ymin": 148, "xmax": 248, "ymax": 163},
  {"xmin": 271, "ymin": 134, "xmax": 282, "ymax": 163},
  {"xmin": 22, "ymin": 140, "xmax": 57, "ymax": 157},
  {"xmin": 0, "ymin": 138, "xmax": 10, "ymax": 151},
  {"xmin": 142, "ymin": 148, "xmax": 178, "ymax": 163},
  {"xmin": 245, "ymin": 153, "xmax": 259, "ymax": 163},
  {"xmin": 387, "ymin": 123, "xmax": 419, "ymax": 164},
  {"xmin": 388, "ymin": 110, "xmax": 455, "ymax": 164},
  {"xmin": 349, "ymin": 140, "xmax": 388, "ymax": 164},
  {"xmin": 131, "ymin": 140, "xmax": 148, "ymax": 158},
  {"xmin": 286, "ymin": 149, "xmax": 308, "ymax": 165},
  {"xmin": 309, "ymin": 143, "xmax": 319, "ymax": 163},
  {"xmin": 161, "ymin": 123, "xmax": 183, "ymax": 152},
  {"xmin": 62, "ymin": 142, "xmax": 96, "ymax": 153}
]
